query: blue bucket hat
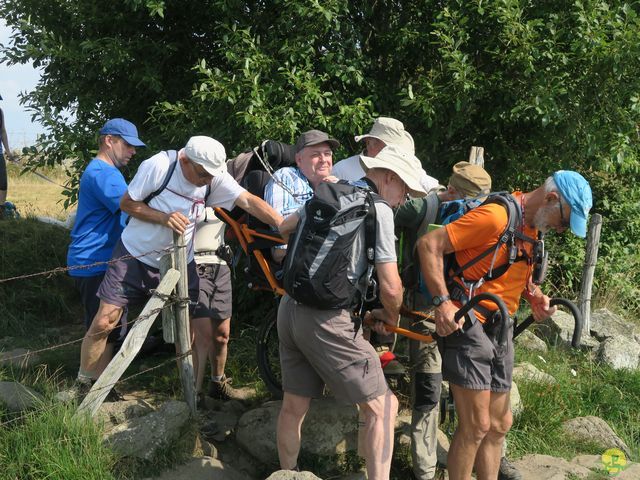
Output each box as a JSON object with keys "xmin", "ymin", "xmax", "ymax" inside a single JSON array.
[
  {"xmin": 553, "ymin": 170, "xmax": 593, "ymax": 238},
  {"xmin": 99, "ymin": 118, "xmax": 146, "ymax": 147}
]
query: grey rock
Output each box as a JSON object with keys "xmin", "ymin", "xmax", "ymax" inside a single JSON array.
[
  {"xmin": 236, "ymin": 398, "xmax": 359, "ymax": 465},
  {"xmin": 570, "ymin": 454, "xmax": 602, "ymax": 470},
  {"xmin": 510, "ymin": 381, "xmax": 522, "ymax": 418},
  {"xmin": 562, "ymin": 416, "xmax": 631, "ymax": 458},
  {"xmin": 0, "ymin": 381, "xmax": 43, "ymax": 412},
  {"xmin": 0, "ymin": 348, "xmax": 40, "ymax": 369},
  {"xmin": 512, "ymin": 454, "xmax": 592, "ymax": 479},
  {"xmin": 597, "ymin": 336, "xmax": 640, "ymax": 370},
  {"xmin": 266, "ymin": 471, "xmax": 322, "ymax": 480},
  {"xmin": 537, "ymin": 310, "xmax": 599, "ymax": 350},
  {"xmin": 105, "ymin": 400, "xmax": 191, "ymax": 460},
  {"xmin": 512, "ymin": 362, "xmax": 557, "ymax": 385},
  {"xmin": 144, "ymin": 456, "xmax": 251, "ymax": 480},
  {"xmin": 514, "ymin": 329, "xmax": 548, "ymax": 352},
  {"xmin": 96, "ymin": 399, "xmax": 155, "ymax": 430},
  {"xmin": 590, "ymin": 308, "xmax": 637, "ymax": 341},
  {"xmin": 200, "ymin": 410, "xmax": 239, "ymax": 442}
]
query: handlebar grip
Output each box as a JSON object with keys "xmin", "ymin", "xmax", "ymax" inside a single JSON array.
[
  {"xmin": 455, "ymin": 292, "xmax": 510, "ymax": 335},
  {"xmin": 513, "ymin": 298, "xmax": 583, "ymax": 348}
]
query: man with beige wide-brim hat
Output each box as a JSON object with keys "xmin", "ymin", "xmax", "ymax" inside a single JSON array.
[
  {"xmin": 333, "ymin": 116, "xmax": 440, "ymax": 193},
  {"xmin": 276, "ymin": 143, "xmax": 427, "ymax": 479}
]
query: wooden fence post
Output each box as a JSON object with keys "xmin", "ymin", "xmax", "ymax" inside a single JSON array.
[
  {"xmin": 578, "ymin": 213, "xmax": 602, "ymax": 335},
  {"xmin": 76, "ymin": 269, "xmax": 181, "ymax": 417},
  {"xmin": 468, "ymin": 146, "xmax": 485, "ymax": 167},
  {"xmin": 159, "ymin": 252, "xmax": 177, "ymax": 344},
  {"xmin": 173, "ymin": 232, "xmax": 197, "ymax": 414}
]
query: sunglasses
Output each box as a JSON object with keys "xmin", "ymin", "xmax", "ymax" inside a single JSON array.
[{"xmin": 558, "ymin": 199, "xmax": 570, "ymax": 228}]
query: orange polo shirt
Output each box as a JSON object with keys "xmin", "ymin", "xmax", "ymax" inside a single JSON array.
[{"xmin": 444, "ymin": 192, "xmax": 537, "ymax": 321}]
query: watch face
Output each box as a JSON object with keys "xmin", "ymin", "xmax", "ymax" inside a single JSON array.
[{"xmin": 433, "ymin": 295, "xmax": 448, "ymax": 306}]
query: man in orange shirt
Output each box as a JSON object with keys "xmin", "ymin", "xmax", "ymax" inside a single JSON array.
[{"xmin": 416, "ymin": 171, "xmax": 592, "ymax": 480}]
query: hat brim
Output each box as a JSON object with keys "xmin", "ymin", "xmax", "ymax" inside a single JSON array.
[
  {"xmin": 570, "ymin": 209, "xmax": 587, "ymax": 238},
  {"xmin": 354, "ymin": 133, "xmax": 378, "ymax": 143},
  {"xmin": 121, "ymin": 134, "xmax": 146, "ymax": 147},
  {"xmin": 200, "ymin": 163, "xmax": 226, "ymax": 177},
  {"xmin": 359, "ymin": 155, "xmax": 427, "ymax": 197}
]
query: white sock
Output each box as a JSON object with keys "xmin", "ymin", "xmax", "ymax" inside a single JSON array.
[
  {"xmin": 77, "ymin": 372, "xmax": 93, "ymax": 384},
  {"xmin": 211, "ymin": 375, "xmax": 224, "ymax": 382}
]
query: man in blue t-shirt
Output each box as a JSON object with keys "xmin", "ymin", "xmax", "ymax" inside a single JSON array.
[{"xmin": 67, "ymin": 118, "xmax": 145, "ymax": 383}]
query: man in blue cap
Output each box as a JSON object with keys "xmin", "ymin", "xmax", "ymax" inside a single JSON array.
[
  {"xmin": 416, "ymin": 170, "xmax": 592, "ymax": 480},
  {"xmin": 0, "ymin": 92, "xmax": 17, "ymax": 216},
  {"xmin": 66, "ymin": 118, "xmax": 145, "ymax": 400}
]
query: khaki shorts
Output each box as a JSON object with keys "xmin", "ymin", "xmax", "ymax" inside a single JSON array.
[
  {"xmin": 192, "ymin": 263, "xmax": 232, "ymax": 320},
  {"xmin": 438, "ymin": 315, "xmax": 514, "ymax": 393},
  {"xmin": 277, "ymin": 295, "xmax": 389, "ymax": 404}
]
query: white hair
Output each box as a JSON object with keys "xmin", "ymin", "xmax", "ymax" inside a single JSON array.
[{"xmin": 544, "ymin": 176, "xmax": 558, "ymax": 193}]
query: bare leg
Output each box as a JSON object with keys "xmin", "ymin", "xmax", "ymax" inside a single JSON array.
[
  {"xmin": 474, "ymin": 391, "xmax": 512, "ymax": 480},
  {"xmin": 79, "ymin": 301, "xmax": 123, "ymax": 379},
  {"xmin": 446, "ymin": 384, "xmax": 491, "ymax": 480},
  {"xmin": 211, "ymin": 317, "xmax": 231, "ymax": 377},
  {"xmin": 277, "ymin": 392, "xmax": 311, "ymax": 469},
  {"xmin": 358, "ymin": 389, "xmax": 399, "ymax": 480},
  {"xmin": 190, "ymin": 316, "xmax": 214, "ymax": 393}
]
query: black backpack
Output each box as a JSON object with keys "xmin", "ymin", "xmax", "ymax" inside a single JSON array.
[{"xmin": 282, "ymin": 181, "xmax": 382, "ymax": 310}]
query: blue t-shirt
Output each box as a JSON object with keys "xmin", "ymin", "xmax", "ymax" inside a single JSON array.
[{"xmin": 67, "ymin": 158, "xmax": 128, "ymax": 276}]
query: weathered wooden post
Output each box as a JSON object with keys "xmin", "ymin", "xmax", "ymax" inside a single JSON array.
[
  {"xmin": 159, "ymin": 251, "xmax": 177, "ymax": 344},
  {"xmin": 468, "ymin": 146, "xmax": 485, "ymax": 167},
  {"xmin": 77, "ymin": 269, "xmax": 181, "ymax": 417},
  {"xmin": 173, "ymin": 232, "xmax": 197, "ymax": 414},
  {"xmin": 579, "ymin": 213, "xmax": 602, "ymax": 335}
]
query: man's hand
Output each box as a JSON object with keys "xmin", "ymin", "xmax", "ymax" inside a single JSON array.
[
  {"xmin": 529, "ymin": 291, "xmax": 557, "ymax": 322},
  {"xmin": 163, "ymin": 211, "xmax": 190, "ymax": 235},
  {"xmin": 322, "ymin": 175, "xmax": 339, "ymax": 184},
  {"xmin": 434, "ymin": 301, "xmax": 462, "ymax": 337},
  {"xmin": 365, "ymin": 308, "xmax": 399, "ymax": 336}
]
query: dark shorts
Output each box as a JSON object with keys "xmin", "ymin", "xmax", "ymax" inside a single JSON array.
[
  {"xmin": 277, "ymin": 295, "xmax": 389, "ymax": 404},
  {"xmin": 438, "ymin": 314, "xmax": 514, "ymax": 393},
  {"xmin": 0, "ymin": 153, "xmax": 7, "ymax": 190},
  {"xmin": 192, "ymin": 263, "xmax": 232, "ymax": 320},
  {"xmin": 74, "ymin": 273, "xmax": 125, "ymax": 342},
  {"xmin": 97, "ymin": 239, "xmax": 199, "ymax": 314}
]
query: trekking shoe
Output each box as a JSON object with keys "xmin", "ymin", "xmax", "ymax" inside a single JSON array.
[
  {"xmin": 104, "ymin": 385, "xmax": 125, "ymax": 402},
  {"xmin": 55, "ymin": 378, "xmax": 93, "ymax": 404},
  {"xmin": 498, "ymin": 456, "xmax": 523, "ymax": 480},
  {"xmin": 207, "ymin": 376, "xmax": 245, "ymax": 401}
]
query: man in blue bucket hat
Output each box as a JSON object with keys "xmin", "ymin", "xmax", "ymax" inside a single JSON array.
[{"xmin": 416, "ymin": 170, "xmax": 592, "ymax": 480}]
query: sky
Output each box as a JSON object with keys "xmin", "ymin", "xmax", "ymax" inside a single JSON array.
[{"xmin": 0, "ymin": 19, "xmax": 47, "ymax": 148}]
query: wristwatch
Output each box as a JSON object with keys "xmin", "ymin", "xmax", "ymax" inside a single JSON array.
[{"xmin": 432, "ymin": 295, "xmax": 451, "ymax": 306}]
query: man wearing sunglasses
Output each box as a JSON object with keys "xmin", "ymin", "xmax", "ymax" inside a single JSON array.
[
  {"xmin": 416, "ymin": 170, "xmax": 592, "ymax": 480},
  {"xmin": 73, "ymin": 135, "xmax": 283, "ymax": 399}
]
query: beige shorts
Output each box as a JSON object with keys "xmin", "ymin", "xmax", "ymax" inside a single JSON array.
[{"xmin": 277, "ymin": 295, "xmax": 389, "ymax": 404}]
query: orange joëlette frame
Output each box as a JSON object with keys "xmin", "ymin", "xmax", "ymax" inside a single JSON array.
[
  {"xmin": 214, "ymin": 207, "xmax": 436, "ymax": 342},
  {"xmin": 214, "ymin": 207, "xmax": 286, "ymax": 296}
]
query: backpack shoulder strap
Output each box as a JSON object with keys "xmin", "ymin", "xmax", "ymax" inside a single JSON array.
[
  {"xmin": 417, "ymin": 192, "xmax": 441, "ymax": 236},
  {"xmin": 143, "ymin": 150, "xmax": 178, "ymax": 204}
]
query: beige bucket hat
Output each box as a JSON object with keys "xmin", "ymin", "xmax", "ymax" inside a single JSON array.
[
  {"xmin": 355, "ymin": 117, "xmax": 415, "ymax": 154},
  {"xmin": 360, "ymin": 145, "xmax": 428, "ymax": 197}
]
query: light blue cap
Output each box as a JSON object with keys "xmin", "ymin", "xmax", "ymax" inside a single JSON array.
[{"xmin": 553, "ymin": 170, "xmax": 593, "ymax": 238}]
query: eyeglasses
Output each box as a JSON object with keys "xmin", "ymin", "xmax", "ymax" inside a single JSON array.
[{"xmin": 558, "ymin": 199, "xmax": 570, "ymax": 228}]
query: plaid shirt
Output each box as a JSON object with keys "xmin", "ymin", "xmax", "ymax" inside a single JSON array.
[{"xmin": 264, "ymin": 167, "xmax": 314, "ymax": 218}]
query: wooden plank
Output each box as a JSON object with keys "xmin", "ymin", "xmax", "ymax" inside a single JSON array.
[
  {"xmin": 579, "ymin": 213, "xmax": 602, "ymax": 335},
  {"xmin": 76, "ymin": 269, "xmax": 181, "ymax": 418},
  {"xmin": 159, "ymin": 252, "xmax": 177, "ymax": 343},
  {"xmin": 468, "ymin": 146, "xmax": 485, "ymax": 167},
  {"xmin": 173, "ymin": 232, "xmax": 196, "ymax": 414}
]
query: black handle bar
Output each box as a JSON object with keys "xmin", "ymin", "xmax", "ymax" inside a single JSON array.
[
  {"xmin": 513, "ymin": 298, "xmax": 583, "ymax": 349},
  {"xmin": 455, "ymin": 292, "xmax": 510, "ymax": 339}
]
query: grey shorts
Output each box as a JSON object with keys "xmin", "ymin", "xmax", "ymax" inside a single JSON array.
[
  {"xmin": 192, "ymin": 263, "xmax": 232, "ymax": 320},
  {"xmin": 438, "ymin": 314, "xmax": 514, "ymax": 393},
  {"xmin": 97, "ymin": 239, "xmax": 199, "ymax": 313},
  {"xmin": 277, "ymin": 295, "xmax": 389, "ymax": 404}
]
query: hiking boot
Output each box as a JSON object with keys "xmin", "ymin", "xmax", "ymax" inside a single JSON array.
[
  {"xmin": 104, "ymin": 385, "xmax": 125, "ymax": 402},
  {"xmin": 498, "ymin": 456, "xmax": 523, "ymax": 480},
  {"xmin": 208, "ymin": 376, "xmax": 245, "ymax": 401},
  {"xmin": 55, "ymin": 378, "xmax": 93, "ymax": 404}
]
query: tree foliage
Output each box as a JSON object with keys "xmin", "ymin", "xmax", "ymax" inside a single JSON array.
[{"xmin": 1, "ymin": 0, "xmax": 640, "ymax": 305}]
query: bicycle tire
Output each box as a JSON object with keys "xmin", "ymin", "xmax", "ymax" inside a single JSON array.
[{"xmin": 256, "ymin": 306, "xmax": 283, "ymax": 399}]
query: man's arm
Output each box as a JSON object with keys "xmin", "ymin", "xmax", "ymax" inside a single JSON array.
[
  {"xmin": 234, "ymin": 190, "xmax": 284, "ymax": 229},
  {"xmin": 375, "ymin": 261, "xmax": 403, "ymax": 326},
  {"xmin": 120, "ymin": 192, "xmax": 190, "ymax": 234},
  {"xmin": 416, "ymin": 228, "xmax": 461, "ymax": 336},
  {"xmin": 0, "ymin": 109, "xmax": 14, "ymax": 161}
]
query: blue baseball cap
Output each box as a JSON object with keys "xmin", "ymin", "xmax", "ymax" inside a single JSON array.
[
  {"xmin": 553, "ymin": 170, "xmax": 593, "ymax": 238},
  {"xmin": 99, "ymin": 118, "xmax": 146, "ymax": 147}
]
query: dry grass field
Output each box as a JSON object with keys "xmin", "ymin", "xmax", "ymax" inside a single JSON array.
[{"xmin": 5, "ymin": 161, "xmax": 71, "ymax": 220}]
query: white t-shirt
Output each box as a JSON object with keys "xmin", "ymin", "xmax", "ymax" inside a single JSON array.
[
  {"xmin": 333, "ymin": 154, "xmax": 442, "ymax": 194},
  {"xmin": 122, "ymin": 151, "xmax": 245, "ymax": 268}
]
